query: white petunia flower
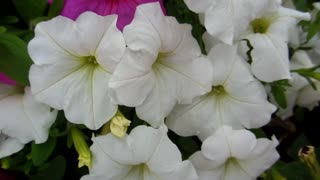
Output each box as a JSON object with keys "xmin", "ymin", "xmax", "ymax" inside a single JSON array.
[
  {"xmin": 184, "ymin": 0, "xmax": 255, "ymax": 45},
  {"xmin": 28, "ymin": 12, "xmax": 126, "ymax": 130},
  {"xmin": 166, "ymin": 43, "xmax": 276, "ymax": 140},
  {"xmin": 0, "ymin": 84, "xmax": 57, "ymax": 158},
  {"xmin": 109, "ymin": 2, "xmax": 213, "ymax": 128},
  {"xmin": 81, "ymin": 125, "xmax": 198, "ymax": 180},
  {"xmin": 238, "ymin": 0, "xmax": 310, "ymax": 82},
  {"xmin": 275, "ymin": 51, "xmax": 320, "ymax": 119},
  {"xmin": 190, "ymin": 126, "xmax": 279, "ymax": 180}
]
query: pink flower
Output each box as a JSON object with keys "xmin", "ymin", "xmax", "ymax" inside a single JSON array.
[
  {"xmin": 60, "ymin": 0, "xmax": 166, "ymax": 31},
  {"xmin": 0, "ymin": 73, "xmax": 16, "ymax": 85}
]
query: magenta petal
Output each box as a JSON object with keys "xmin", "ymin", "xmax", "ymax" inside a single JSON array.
[
  {"xmin": 60, "ymin": 0, "xmax": 166, "ymax": 31},
  {"xmin": 0, "ymin": 73, "xmax": 16, "ymax": 85}
]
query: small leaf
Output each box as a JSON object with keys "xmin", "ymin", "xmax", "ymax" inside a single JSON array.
[
  {"xmin": 31, "ymin": 138, "xmax": 57, "ymax": 166},
  {"xmin": 48, "ymin": 0, "xmax": 64, "ymax": 19},
  {"xmin": 250, "ymin": 128, "xmax": 267, "ymax": 138},
  {"xmin": 0, "ymin": 27, "xmax": 6, "ymax": 33},
  {"xmin": 0, "ymin": 16, "xmax": 19, "ymax": 24},
  {"xmin": 0, "ymin": 33, "xmax": 33, "ymax": 85},
  {"xmin": 12, "ymin": 0, "xmax": 48, "ymax": 24},
  {"xmin": 30, "ymin": 156, "xmax": 66, "ymax": 180},
  {"xmin": 67, "ymin": 131, "xmax": 73, "ymax": 149},
  {"xmin": 270, "ymin": 80, "xmax": 291, "ymax": 109},
  {"xmin": 289, "ymin": 134, "xmax": 311, "ymax": 160},
  {"xmin": 279, "ymin": 161, "xmax": 314, "ymax": 180}
]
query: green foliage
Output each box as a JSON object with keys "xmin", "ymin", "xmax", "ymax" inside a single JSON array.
[
  {"xmin": 30, "ymin": 156, "xmax": 66, "ymax": 180},
  {"xmin": 291, "ymin": 65, "xmax": 320, "ymax": 90},
  {"xmin": 279, "ymin": 161, "xmax": 314, "ymax": 180},
  {"xmin": 289, "ymin": 134, "xmax": 312, "ymax": 160},
  {"xmin": 0, "ymin": 33, "xmax": 32, "ymax": 85},
  {"xmin": 12, "ymin": 0, "xmax": 48, "ymax": 24},
  {"xmin": 270, "ymin": 79, "xmax": 292, "ymax": 109},
  {"xmin": 0, "ymin": 16, "xmax": 19, "ymax": 24},
  {"xmin": 250, "ymin": 128, "xmax": 267, "ymax": 138},
  {"xmin": 31, "ymin": 138, "xmax": 57, "ymax": 166},
  {"xmin": 48, "ymin": 0, "xmax": 65, "ymax": 19},
  {"xmin": 293, "ymin": 0, "xmax": 315, "ymax": 11}
]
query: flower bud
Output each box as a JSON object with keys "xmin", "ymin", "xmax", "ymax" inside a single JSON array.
[
  {"xmin": 110, "ymin": 111, "xmax": 131, "ymax": 138},
  {"xmin": 71, "ymin": 127, "xmax": 91, "ymax": 169},
  {"xmin": 298, "ymin": 145, "xmax": 320, "ymax": 179}
]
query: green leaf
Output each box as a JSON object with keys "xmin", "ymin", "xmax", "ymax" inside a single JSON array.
[
  {"xmin": 67, "ymin": 130, "xmax": 73, "ymax": 149},
  {"xmin": 279, "ymin": 161, "xmax": 314, "ymax": 180},
  {"xmin": 12, "ymin": 0, "xmax": 48, "ymax": 23},
  {"xmin": 250, "ymin": 128, "xmax": 267, "ymax": 138},
  {"xmin": 270, "ymin": 79, "xmax": 291, "ymax": 109},
  {"xmin": 293, "ymin": 0, "xmax": 314, "ymax": 11},
  {"xmin": 0, "ymin": 33, "xmax": 33, "ymax": 85},
  {"xmin": 31, "ymin": 138, "xmax": 57, "ymax": 166},
  {"xmin": 0, "ymin": 26, "xmax": 6, "ymax": 33},
  {"xmin": 289, "ymin": 134, "xmax": 311, "ymax": 160},
  {"xmin": 0, "ymin": 16, "xmax": 19, "ymax": 24},
  {"xmin": 48, "ymin": 0, "xmax": 64, "ymax": 19},
  {"xmin": 30, "ymin": 156, "xmax": 66, "ymax": 180}
]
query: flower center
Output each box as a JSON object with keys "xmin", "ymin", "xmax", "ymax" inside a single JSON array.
[
  {"xmin": 126, "ymin": 163, "xmax": 153, "ymax": 177},
  {"xmin": 85, "ymin": 56, "xmax": 98, "ymax": 65},
  {"xmin": 250, "ymin": 17, "xmax": 270, "ymax": 34},
  {"xmin": 209, "ymin": 85, "xmax": 226, "ymax": 96}
]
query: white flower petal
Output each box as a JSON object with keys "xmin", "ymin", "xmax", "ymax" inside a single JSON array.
[
  {"xmin": 224, "ymin": 161, "xmax": 253, "ymax": 180},
  {"xmin": 190, "ymin": 126, "xmax": 279, "ymax": 180},
  {"xmin": 64, "ymin": 66, "xmax": 117, "ymax": 130},
  {"xmin": 238, "ymin": 137, "xmax": 279, "ymax": 177},
  {"xmin": 189, "ymin": 151, "xmax": 222, "ymax": 171},
  {"xmin": 184, "ymin": 0, "xmax": 212, "ymax": 13},
  {"xmin": 201, "ymin": 126, "xmax": 232, "ymax": 163},
  {"xmin": 277, "ymin": 7, "xmax": 311, "ymax": 21},
  {"xmin": 85, "ymin": 125, "xmax": 197, "ymax": 179},
  {"xmin": 297, "ymin": 82, "xmax": 320, "ymax": 110},
  {"xmin": 93, "ymin": 126, "xmax": 166, "ymax": 165},
  {"xmin": 167, "ymin": 44, "xmax": 275, "ymax": 138},
  {"xmin": 29, "ymin": 16, "xmax": 87, "ymax": 58},
  {"xmin": 74, "ymin": 13, "xmax": 120, "ymax": 56},
  {"xmin": 0, "ymin": 87, "xmax": 57, "ymax": 144},
  {"xmin": 110, "ymin": 2, "xmax": 212, "ymax": 127},
  {"xmin": 207, "ymin": 44, "xmax": 238, "ymax": 85},
  {"xmin": 84, "ymin": 136, "xmax": 131, "ymax": 179},
  {"xmin": 247, "ymin": 33, "xmax": 291, "ymax": 82},
  {"xmin": 29, "ymin": 13, "xmax": 125, "ymax": 130},
  {"xmin": 0, "ymin": 136, "xmax": 24, "ymax": 158},
  {"xmin": 200, "ymin": 0, "xmax": 254, "ymax": 44},
  {"xmin": 109, "ymin": 50, "xmax": 157, "ymax": 107},
  {"xmin": 228, "ymin": 129, "xmax": 257, "ymax": 159},
  {"xmin": 147, "ymin": 127, "xmax": 197, "ymax": 180}
]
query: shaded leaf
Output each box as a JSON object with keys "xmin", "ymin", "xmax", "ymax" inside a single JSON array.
[
  {"xmin": 0, "ymin": 33, "xmax": 32, "ymax": 85},
  {"xmin": 31, "ymin": 138, "xmax": 57, "ymax": 166},
  {"xmin": 30, "ymin": 156, "xmax": 66, "ymax": 180},
  {"xmin": 48, "ymin": 0, "xmax": 64, "ymax": 19},
  {"xmin": 12, "ymin": 0, "xmax": 47, "ymax": 23}
]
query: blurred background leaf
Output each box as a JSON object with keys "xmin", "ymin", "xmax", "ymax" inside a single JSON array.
[{"xmin": 0, "ymin": 33, "xmax": 32, "ymax": 85}]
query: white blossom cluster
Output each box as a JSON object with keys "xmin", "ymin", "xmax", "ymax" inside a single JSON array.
[{"xmin": 1, "ymin": 0, "xmax": 320, "ymax": 179}]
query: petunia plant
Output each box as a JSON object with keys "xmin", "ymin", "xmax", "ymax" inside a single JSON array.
[{"xmin": 0, "ymin": 0, "xmax": 320, "ymax": 179}]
